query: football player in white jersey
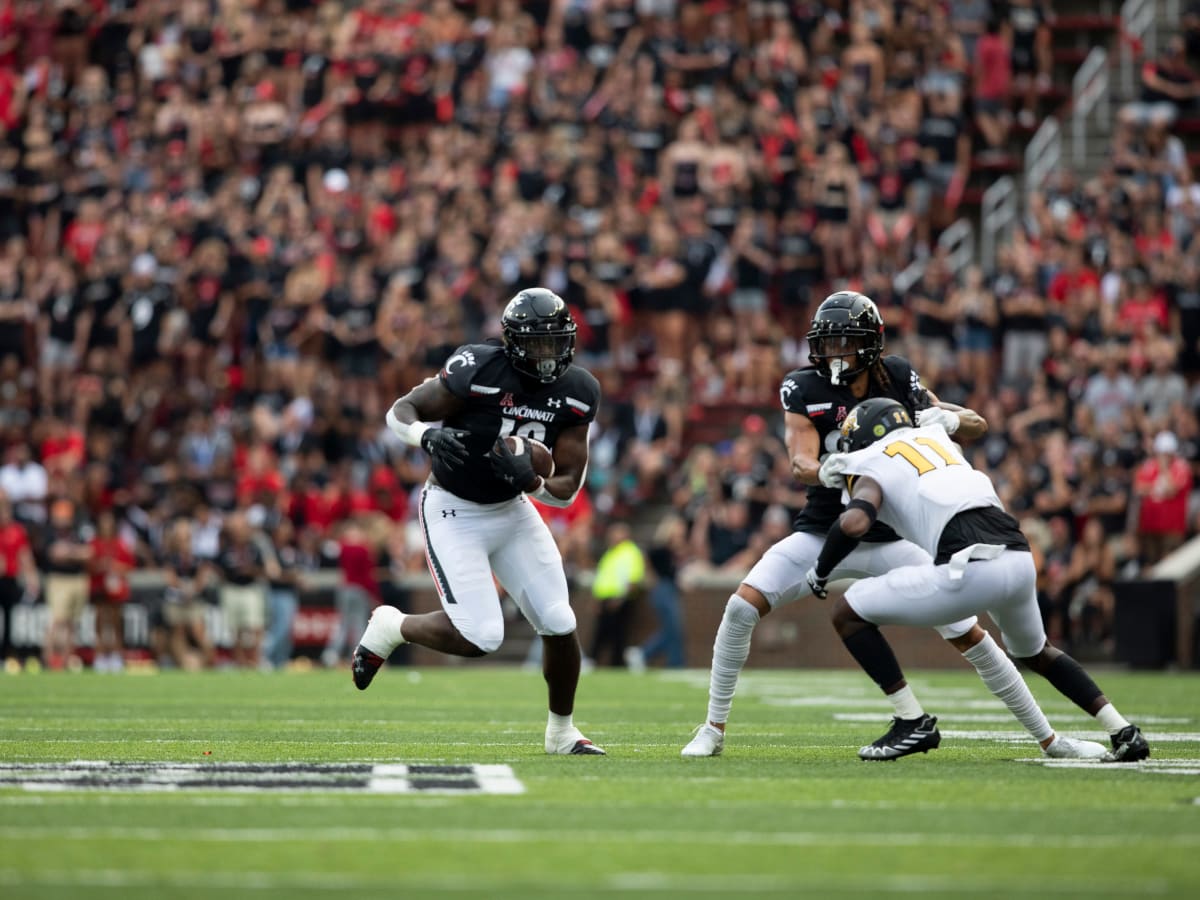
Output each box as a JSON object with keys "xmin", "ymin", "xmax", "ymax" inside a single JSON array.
[
  {"xmin": 806, "ymin": 398, "xmax": 1150, "ymax": 762},
  {"xmin": 352, "ymin": 288, "xmax": 605, "ymax": 755},
  {"xmin": 683, "ymin": 291, "xmax": 988, "ymax": 759}
]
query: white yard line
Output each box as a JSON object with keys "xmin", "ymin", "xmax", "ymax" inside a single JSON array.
[
  {"xmin": 0, "ymin": 869, "xmax": 1171, "ymax": 895},
  {"xmin": 0, "ymin": 825, "xmax": 1193, "ymax": 848}
]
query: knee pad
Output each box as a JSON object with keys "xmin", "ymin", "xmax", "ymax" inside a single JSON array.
[
  {"xmin": 461, "ymin": 620, "xmax": 505, "ymax": 655},
  {"xmin": 536, "ymin": 603, "xmax": 577, "ymax": 638}
]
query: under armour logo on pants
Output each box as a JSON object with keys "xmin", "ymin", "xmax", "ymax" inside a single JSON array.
[{"xmin": 442, "ymin": 509, "xmax": 456, "ymax": 517}]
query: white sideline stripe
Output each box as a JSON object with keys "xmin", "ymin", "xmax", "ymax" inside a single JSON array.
[
  {"xmin": 0, "ymin": 825, "xmax": 1194, "ymax": 849},
  {"xmin": 0, "ymin": 870, "xmax": 1172, "ymax": 896},
  {"xmin": 835, "ymin": 713, "xmax": 1194, "ymax": 725},
  {"xmin": 765, "ymin": 697, "xmax": 1097, "ymax": 710},
  {"xmin": 940, "ymin": 729, "xmax": 1199, "ymax": 743},
  {"xmin": 1021, "ymin": 759, "xmax": 1200, "ymax": 774}
]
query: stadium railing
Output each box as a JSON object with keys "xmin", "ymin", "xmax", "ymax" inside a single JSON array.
[
  {"xmin": 1119, "ymin": 0, "xmax": 1156, "ymax": 97},
  {"xmin": 1071, "ymin": 47, "xmax": 1110, "ymax": 167},
  {"xmin": 1024, "ymin": 118, "xmax": 1062, "ymax": 209},
  {"xmin": 980, "ymin": 176, "xmax": 1016, "ymax": 274}
]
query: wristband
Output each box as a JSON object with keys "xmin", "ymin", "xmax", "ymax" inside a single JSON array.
[
  {"xmin": 386, "ymin": 408, "xmax": 429, "ymax": 447},
  {"xmin": 845, "ymin": 498, "xmax": 878, "ymax": 524},
  {"xmin": 532, "ymin": 477, "xmax": 575, "ymax": 508}
]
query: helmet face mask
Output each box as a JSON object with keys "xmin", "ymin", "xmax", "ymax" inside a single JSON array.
[
  {"xmin": 838, "ymin": 398, "xmax": 913, "ymax": 453},
  {"xmin": 501, "ymin": 288, "xmax": 577, "ymax": 383},
  {"xmin": 807, "ymin": 291, "xmax": 885, "ymax": 384}
]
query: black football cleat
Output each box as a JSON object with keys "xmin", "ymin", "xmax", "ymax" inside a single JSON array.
[
  {"xmin": 859, "ymin": 714, "xmax": 941, "ymax": 761},
  {"xmin": 567, "ymin": 740, "xmax": 606, "ymax": 755},
  {"xmin": 1104, "ymin": 724, "xmax": 1150, "ymax": 762},
  {"xmin": 351, "ymin": 645, "xmax": 386, "ymax": 691}
]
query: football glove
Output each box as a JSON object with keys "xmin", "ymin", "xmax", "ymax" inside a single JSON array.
[
  {"xmin": 805, "ymin": 566, "xmax": 829, "ymax": 600},
  {"xmin": 818, "ymin": 452, "xmax": 850, "ymax": 489},
  {"xmin": 916, "ymin": 406, "xmax": 960, "ymax": 434},
  {"xmin": 490, "ymin": 438, "xmax": 540, "ymax": 492},
  {"xmin": 420, "ymin": 427, "xmax": 470, "ymax": 469}
]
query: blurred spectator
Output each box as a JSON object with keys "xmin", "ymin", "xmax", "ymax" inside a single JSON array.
[
  {"xmin": 1081, "ymin": 349, "xmax": 1138, "ymax": 430},
  {"xmin": 949, "ymin": 265, "xmax": 999, "ymax": 396},
  {"xmin": 1123, "ymin": 36, "xmax": 1200, "ymax": 128},
  {"xmin": 630, "ymin": 512, "xmax": 687, "ymax": 670},
  {"xmin": 972, "ymin": 17, "xmax": 1011, "ymax": 155},
  {"xmin": 216, "ymin": 511, "xmax": 267, "ymax": 669},
  {"xmin": 0, "ymin": 490, "xmax": 38, "ymax": 670},
  {"xmin": 41, "ymin": 499, "xmax": 92, "ymax": 670},
  {"xmin": 0, "ymin": 442, "xmax": 48, "ymax": 527},
  {"xmin": 158, "ymin": 517, "xmax": 217, "ymax": 671},
  {"xmin": 1008, "ymin": 0, "xmax": 1052, "ymax": 128},
  {"xmin": 88, "ymin": 508, "xmax": 134, "ymax": 673},
  {"xmin": 1134, "ymin": 431, "xmax": 1193, "ymax": 564},
  {"xmin": 1063, "ymin": 518, "xmax": 1117, "ymax": 653},
  {"xmin": 322, "ymin": 518, "xmax": 380, "ymax": 668},
  {"xmin": 589, "ymin": 522, "xmax": 645, "ymax": 669},
  {"xmin": 261, "ymin": 519, "xmax": 303, "ymax": 671}
]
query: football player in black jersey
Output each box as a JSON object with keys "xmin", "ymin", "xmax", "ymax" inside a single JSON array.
[
  {"xmin": 683, "ymin": 290, "xmax": 989, "ymax": 759},
  {"xmin": 352, "ymin": 288, "xmax": 606, "ymax": 755}
]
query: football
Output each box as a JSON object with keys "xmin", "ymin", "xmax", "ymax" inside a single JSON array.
[{"xmin": 501, "ymin": 435, "xmax": 555, "ymax": 478}]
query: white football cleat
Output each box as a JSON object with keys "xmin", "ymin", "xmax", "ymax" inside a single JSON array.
[
  {"xmin": 681, "ymin": 723, "xmax": 724, "ymax": 757},
  {"xmin": 1043, "ymin": 734, "xmax": 1109, "ymax": 760}
]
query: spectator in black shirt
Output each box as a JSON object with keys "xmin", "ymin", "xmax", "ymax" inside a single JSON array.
[
  {"xmin": 36, "ymin": 261, "xmax": 90, "ymax": 410},
  {"xmin": 216, "ymin": 511, "xmax": 268, "ymax": 669},
  {"xmin": 41, "ymin": 499, "xmax": 93, "ymax": 671}
]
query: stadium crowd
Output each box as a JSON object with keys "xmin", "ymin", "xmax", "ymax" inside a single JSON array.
[{"xmin": 0, "ymin": 0, "xmax": 1197, "ymax": 672}]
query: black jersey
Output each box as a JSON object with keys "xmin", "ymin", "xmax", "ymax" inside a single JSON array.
[
  {"xmin": 780, "ymin": 354, "xmax": 930, "ymax": 540},
  {"xmin": 435, "ymin": 343, "xmax": 601, "ymax": 504}
]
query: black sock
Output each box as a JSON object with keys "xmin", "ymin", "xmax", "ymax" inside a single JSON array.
[
  {"xmin": 842, "ymin": 626, "xmax": 904, "ymax": 693},
  {"xmin": 1043, "ymin": 653, "xmax": 1104, "ymax": 712}
]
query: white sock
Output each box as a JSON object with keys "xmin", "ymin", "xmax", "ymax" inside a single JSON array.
[
  {"xmin": 962, "ymin": 632, "xmax": 1053, "ymax": 743},
  {"xmin": 359, "ymin": 607, "xmax": 407, "ymax": 655},
  {"xmin": 547, "ymin": 712, "xmax": 573, "ymax": 734},
  {"xmin": 887, "ymin": 684, "xmax": 925, "ymax": 720},
  {"xmin": 1095, "ymin": 703, "xmax": 1130, "ymax": 734},
  {"xmin": 705, "ymin": 596, "xmax": 760, "ymax": 726}
]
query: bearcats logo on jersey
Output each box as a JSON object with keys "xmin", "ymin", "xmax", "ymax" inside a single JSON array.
[
  {"xmin": 781, "ymin": 355, "xmax": 929, "ymax": 537},
  {"xmin": 434, "ymin": 343, "xmax": 601, "ymax": 504}
]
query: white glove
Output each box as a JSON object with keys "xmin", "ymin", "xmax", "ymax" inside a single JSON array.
[
  {"xmin": 818, "ymin": 452, "xmax": 850, "ymax": 489},
  {"xmin": 916, "ymin": 406, "xmax": 960, "ymax": 434}
]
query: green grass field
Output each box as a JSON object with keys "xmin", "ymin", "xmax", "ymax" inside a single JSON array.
[{"xmin": 1, "ymin": 664, "xmax": 1198, "ymax": 899}]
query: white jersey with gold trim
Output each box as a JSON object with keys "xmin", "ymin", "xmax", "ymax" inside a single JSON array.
[{"xmin": 839, "ymin": 424, "xmax": 1002, "ymax": 557}]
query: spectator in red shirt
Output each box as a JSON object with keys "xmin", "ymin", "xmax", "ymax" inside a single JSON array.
[
  {"xmin": 1048, "ymin": 243, "xmax": 1100, "ymax": 308},
  {"xmin": 973, "ymin": 17, "xmax": 1012, "ymax": 153},
  {"xmin": 88, "ymin": 508, "xmax": 134, "ymax": 672},
  {"xmin": 1134, "ymin": 431, "xmax": 1193, "ymax": 563},
  {"xmin": 322, "ymin": 518, "xmax": 380, "ymax": 668},
  {"xmin": 1116, "ymin": 269, "xmax": 1170, "ymax": 339},
  {"xmin": 0, "ymin": 490, "xmax": 38, "ymax": 669}
]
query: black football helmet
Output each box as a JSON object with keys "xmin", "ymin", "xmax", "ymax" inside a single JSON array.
[
  {"xmin": 807, "ymin": 291, "xmax": 885, "ymax": 384},
  {"xmin": 501, "ymin": 288, "xmax": 577, "ymax": 383},
  {"xmin": 839, "ymin": 398, "xmax": 913, "ymax": 453}
]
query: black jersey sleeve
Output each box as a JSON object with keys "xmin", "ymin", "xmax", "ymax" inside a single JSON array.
[
  {"xmin": 779, "ymin": 369, "xmax": 810, "ymax": 415},
  {"xmin": 557, "ymin": 366, "xmax": 602, "ymax": 426},
  {"xmin": 437, "ymin": 345, "xmax": 492, "ymax": 399}
]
